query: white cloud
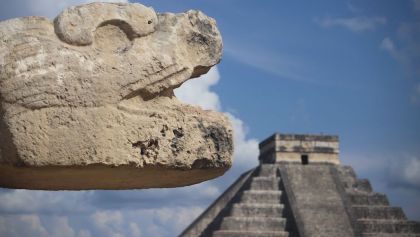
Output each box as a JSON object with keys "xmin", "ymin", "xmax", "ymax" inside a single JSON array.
[
  {"xmin": 91, "ymin": 210, "xmax": 125, "ymax": 237},
  {"xmin": 225, "ymin": 113, "xmax": 259, "ymax": 169},
  {"xmin": 401, "ymin": 158, "xmax": 420, "ymax": 184},
  {"xmin": 380, "ymin": 22, "xmax": 420, "ymax": 103},
  {"xmin": 380, "ymin": 37, "xmax": 395, "ymax": 52},
  {"xmin": 18, "ymin": 215, "xmax": 50, "ymax": 237},
  {"xmin": 342, "ymin": 152, "xmax": 420, "ymax": 221},
  {"xmin": 27, "ymin": 0, "xmax": 85, "ymax": 18},
  {"xmin": 410, "ymin": 83, "xmax": 420, "ymax": 104},
  {"xmin": 389, "ymin": 155, "xmax": 420, "ymax": 189},
  {"xmin": 0, "ymin": 190, "xmax": 92, "ymax": 214},
  {"xmin": 78, "ymin": 230, "xmax": 92, "ymax": 237},
  {"xmin": 154, "ymin": 207, "xmax": 204, "ymax": 232},
  {"xmin": 91, "ymin": 211, "xmax": 123, "ymax": 228},
  {"xmin": 346, "ymin": 1, "xmax": 362, "ymax": 13},
  {"xmin": 88, "ymin": 207, "xmax": 205, "ymax": 237},
  {"xmin": 128, "ymin": 222, "xmax": 141, "ymax": 237},
  {"xmin": 49, "ymin": 217, "xmax": 77, "ymax": 237},
  {"xmin": 315, "ymin": 16, "xmax": 386, "ymax": 32},
  {"xmin": 87, "ymin": 0, "xmax": 128, "ymax": 2},
  {"xmin": 0, "ymin": 214, "xmax": 82, "ymax": 237},
  {"xmin": 194, "ymin": 183, "xmax": 220, "ymax": 197},
  {"xmin": 395, "ymin": 23, "xmax": 420, "ymax": 77},
  {"xmin": 412, "ymin": 0, "xmax": 420, "ymax": 11},
  {"xmin": 224, "ymin": 43, "xmax": 312, "ymax": 82},
  {"xmin": 380, "ymin": 37, "xmax": 408, "ymax": 70},
  {"xmin": 175, "ymin": 67, "xmax": 221, "ymax": 111},
  {"xmin": 351, "ymin": 151, "xmax": 420, "ymax": 191},
  {"xmin": 0, "ymin": 206, "xmax": 205, "ymax": 237},
  {"xmin": 175, "ymin": 67, "xmax": 259, "ymax": 170}
]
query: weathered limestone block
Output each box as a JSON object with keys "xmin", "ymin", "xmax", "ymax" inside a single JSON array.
[{"xmin": 0, "ymin": 2, "xmax": 233, "ymax": 190}]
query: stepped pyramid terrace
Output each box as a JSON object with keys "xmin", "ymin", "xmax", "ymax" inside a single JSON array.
[{"xmin": 180, "ymin": 133, "xmax": 420, "ymax": 237}]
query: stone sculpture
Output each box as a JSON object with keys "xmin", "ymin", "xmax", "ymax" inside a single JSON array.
[{"xmin": 0, "ymin": 2, "xmax": 233, "ymax": 190}]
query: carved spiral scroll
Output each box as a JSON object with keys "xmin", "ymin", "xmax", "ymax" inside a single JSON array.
[{"xmin": 53, "ymin": 3, "xmax": 158, "ymax": 46}]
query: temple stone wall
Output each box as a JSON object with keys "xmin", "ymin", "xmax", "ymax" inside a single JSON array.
[
  {"xmin": 259, "ymin": 133, "xmax": 339, "ymax": 164},
  {"xmin": 278, "ymin": 164, "xmax": 355, "ymax": 237}
]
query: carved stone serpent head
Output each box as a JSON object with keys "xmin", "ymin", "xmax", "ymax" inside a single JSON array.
[{"xmin": 0, "ymin": 3, "xmax": 233, "ymax": 190}]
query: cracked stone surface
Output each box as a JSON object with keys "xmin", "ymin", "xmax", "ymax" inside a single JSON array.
[{"xmin": 0, "ymin": 2, "xmax": 233, "ymax": 190}]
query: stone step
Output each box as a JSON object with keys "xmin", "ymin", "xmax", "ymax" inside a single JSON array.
[
  {"xmin": 351, "ymin": 179, "xmax": 373, "ymax": 193},
  {"xmin": 250, "ymin": 177, "xmax": 280, "ymax": 190},
  {"xmin": 353, "ymin": 205, "xmax": 406, "ymax": 220},
  {"xmin": 339, "ymin": 166, "xmax": 357, "ymax": 179},
  {"xmin": 220, "ymin": 217, "xmax": 286, "ymax": 231},
  {"xmin": 338, "ymin": 166, "xmax": 358, "ymax": 190},
  {"xmin": 358, "ymin": 219, "xmax": 420, "ymax": 233},
  {"xmin": 348, "ymin": 193, "xmax": 389, "ymax": 206},
  {"xmin": 212, "ymin": 230, "xmax": 289, "ymax": 237},
  {"xmin": 257, "ymin": 164, "xmax": 278, "ymax": 177},
  {"xmin": 230, "ymin": 203, "xmax": 284, "ymax": 217},
  {"xmin": 240, "ymin": 190, "xmax": 282, "ymax": 204}
]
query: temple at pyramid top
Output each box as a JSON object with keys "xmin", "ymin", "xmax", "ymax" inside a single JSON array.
[{"xmin": 259, "ymin": 133, "xmax": 340, "ymax": 164}]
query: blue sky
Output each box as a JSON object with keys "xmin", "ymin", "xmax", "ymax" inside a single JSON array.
[{"xmin": 0, "ymin": 1, "xmax": 419, "ymax": 237}]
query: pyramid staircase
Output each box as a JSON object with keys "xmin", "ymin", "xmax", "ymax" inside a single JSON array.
[
  {"xmin": 213, "ymin": 165, "xmax": 289, "ymax": 237},
  {"xmin": 212, "ymin": 164, "xmax": 297, "ymax": 237},
  {"xmin": 338, "ymin": 166, "xmax": 420, "ymax": 237}
]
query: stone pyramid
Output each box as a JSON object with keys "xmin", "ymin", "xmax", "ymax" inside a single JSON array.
[{"xmin": 180, "ymin": 133, "xmax": 420, "ymax": 237}]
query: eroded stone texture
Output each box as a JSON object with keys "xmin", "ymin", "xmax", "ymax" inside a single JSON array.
[{"xmin": 0, "ymin": 2, "xmax": 233, "ymax": 190}]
